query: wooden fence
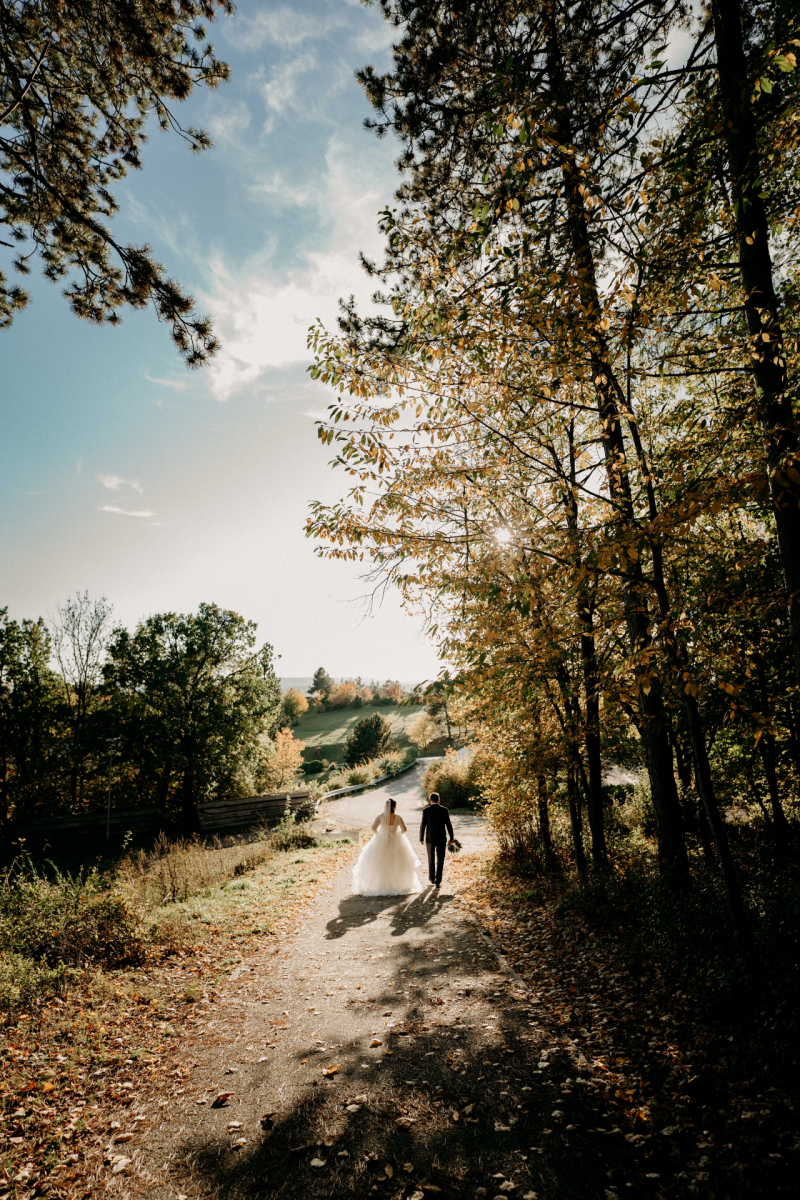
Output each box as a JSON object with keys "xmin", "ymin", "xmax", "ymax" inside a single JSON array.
[
  {"xmin": 196, "ymin": 790, "xmax": 314, "ymax": 833},
  {"xmin": 9, "ymin": 806, "xmax": 167, "ymax": 841},
  {"xmin": 6, "ymin": 791, "xmax": 314, "ymax": 843}
]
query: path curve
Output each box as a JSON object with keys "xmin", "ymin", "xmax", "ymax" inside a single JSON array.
[{"xmin": 317, "ymin": 759, "xmax": 488, "ymax": 853}]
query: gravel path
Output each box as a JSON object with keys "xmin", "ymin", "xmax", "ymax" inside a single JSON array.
[
  {"xmin": 315, "ymin": 759, "xmax": 489, "ymax": 854},
  {"xmin": 121, "ymin": 773, "xmax": 653, "ymax": 1200}
]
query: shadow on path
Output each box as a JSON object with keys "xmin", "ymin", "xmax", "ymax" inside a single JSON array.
[{"xmin": 325, "ymin": 887, "xmax": 452, "ymax": 940}]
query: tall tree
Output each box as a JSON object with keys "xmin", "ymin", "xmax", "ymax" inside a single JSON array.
[
  {"xmin": 0, "ymin": 0, "xmax": 232, "ymax": 363},
  {"xmin": 105, "ymin": 603, "xmax": 283, "ymax": 829},
  {"xmin": 51, "ymin": 592, "xmax": 113, "ymax": 807}
]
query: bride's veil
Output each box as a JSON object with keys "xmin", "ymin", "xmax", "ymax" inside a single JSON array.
[{"xmin": 379, "ymin": 799, "xmax": 393, "ymax": 833}]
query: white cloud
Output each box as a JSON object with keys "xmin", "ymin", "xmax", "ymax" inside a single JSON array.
[
  {"xmin": 204, "ymin": 135, "xmax": 392, "ymax": 401},
  {"xmin": 206, "ymin": 99, "xmax": 252, "ymax": 147},
  {"xmin": 98, "ymin": 474, "xmax": 143, "ymax": 493},
  {"xmin": 262, "ymin": 52, "xmax": 317, "ymax": 114},
  {"xmin": 226, "ymin": 7, "xmax": 329, "ymax": 51},
  {"xmin": 99, "ymin": 505, "xmax": 156, "ymax": 518},
  {"xmin": 144, "ymin": 372, "xmax": 190, "ymax": 392}
]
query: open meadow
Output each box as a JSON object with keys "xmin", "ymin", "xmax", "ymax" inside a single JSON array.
[{"xmin": 294, "ymin": 702, "xmax": 450, "ymax": 764}]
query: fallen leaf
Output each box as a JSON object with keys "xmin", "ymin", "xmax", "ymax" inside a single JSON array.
[
  {"xmin": 409, "ymin": 1193, "xmax": 424, "ymax": 1200},
  {"xmin": 354, "ymin": 1094, "xmax": 367, "ymax": 1103},
  {"xmin": 41, "ymin": 1082, "xmax": 55, "ymax": 1093},
  {"xmin": 227, "ymin": 1122, "xmax": 242, "ymax": 1130},
  {"xmin": 111, "ymin": 1157, "xmax": 131, "ymax": 1174},
  {"xmin": 494, "ymin": 1121, "xmax": 511, "ymax": 1132},
  {"xmin": 114, "ymin": 1133, "xmax": 134, "ymax": 1143},
  {"xmin": 232, "ymin": 1138, "xmax": 247, "ymax": 1148},
  {"xmin": 464, "ymin": 1104, "xmax": 474, "ymax": 1115},
  {"xmin": 212, "ymin": 1093, "xmax": 233, "ymax": 1107},
  {"xmin": 403, "ymin": 1162, "xmax": 414, "ymax": 1172},
  {"xmin": 499, "ymin": 1184, "xmax": 516, "ymax": 1193},
  {"xmin": 451, "ymin": 1110, "xmax": 459, "ymax": 1121},
  {"xmin": 396, "ymin": 1117, "xmax": 416, "ymax": 1128},
  {"xmin": 385, "ymin": 1164, "xmax": 394, "ymax": 1177},
  {"xmin": 523, "ymin": 1193, "xmax": 539, "ymax": 1199},
  {"xmin": 310, "ymin": 1158, "xmax": 326, "ymax": 1168},
  {"xmin": 322, "ymin": 1064, "xmax": 342, "ymax": 1076},
  {"xmin": 371, "ymin": 1039, "xmax": 383, "ymax": 1048},
  {"xmin": 345, "ymin": 1104, "xmax": 361, "ymax": 1113}
]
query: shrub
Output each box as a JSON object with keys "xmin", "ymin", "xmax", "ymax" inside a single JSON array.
[
  {"xmin": 352, "ymin": 694, "xmax": 363, "ymax": 708},
  {"xmin": 347, "ymin": 767, "xmax": 371, "ymax": 786},
  {"xmin": 0, "ymin": 950, "xmax": 76, "ymax": 1014},
  {"xmin": 0, "ymin": 864, "xmax": 146, "ymax": 968},
  {"xmin": 408, "ymin": 711, "xmax": 441, "ymax": 752},
  {"xmin": 326, "ymin": 680, "xmax": 358, "ymax": 709},
  {"xmin": 345, "ymin": 713, "xmax": 393, "ymax": 765},
  {"xmin": 424, "ymin": 749, "xmax": 482, "ymax": 808},
  {"xmin": 272, "ymin": 803, "xmax": 316, "ymax": 851},
  {"xmin": 303, "ymin": 759, "xmax": 325, "ymax": 775},
  {"xmin": 282, "ymin": 687, "xmax": 309, "ymax": 724}
]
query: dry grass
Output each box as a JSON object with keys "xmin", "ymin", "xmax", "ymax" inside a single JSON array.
[
  {"xmin": 115, "ymin": 830, "xmax": 276, "ymax": 909},
  {"xmin": 0, "ymin": 837, "xmax": 357, "ymax": 1196}
]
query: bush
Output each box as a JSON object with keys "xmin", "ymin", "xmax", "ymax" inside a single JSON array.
[
  {"xmin": 0, "ymin": 950, "xmax": 76, "ymax": 1014},
  {"xmin": 0, "ymin": 863, "xmax": 146, "ymax": 969},
  {"xmin": 272, "ymin": 803, "xmax": 316, "ymax": 851},
  {"xmin": 303, "ymin": 759, "xmax": 325, "ymax": 775},
  {"xmin": 347, "ymin": 767, "xmax": 371, "ymax": 786},
  {"xmin": 424, "ymin": 749, "xmax": 482, "ymax": 808},
  {"xmin": 345, "ymin": 713, "xmax": 393, "ymax": 765},
  {"xmin": 352, "ymin": 694, "xmax": 363, "ymax": 708}
]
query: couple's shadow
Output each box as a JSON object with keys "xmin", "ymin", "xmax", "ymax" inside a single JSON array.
[{"xmin": 325, "ymin": 884, "xmax": 453, "ymax": 940}]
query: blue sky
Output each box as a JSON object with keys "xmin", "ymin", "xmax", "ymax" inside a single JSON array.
[{"xmin": 0, "ymin": 0, "xmax": 442, "ymax": 682}]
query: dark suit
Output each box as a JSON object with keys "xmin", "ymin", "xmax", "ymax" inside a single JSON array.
[{"xmin": 420, "ymin": 803, "xmax": 454, "ymax": 887}]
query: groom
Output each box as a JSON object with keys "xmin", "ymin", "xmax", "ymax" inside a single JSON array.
[{"xmin": 419, "ymin": 791, "xmax": 455, "ymax": 889}]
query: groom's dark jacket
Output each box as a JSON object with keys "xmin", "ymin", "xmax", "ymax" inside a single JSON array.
[{"xmin": 420, "ymin": 803, "xmax": 454, "ymax": 844}]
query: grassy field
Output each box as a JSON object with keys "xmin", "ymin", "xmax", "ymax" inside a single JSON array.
[{"xmin": 294, "ymin": 703, "xmax": 448, "ymax": 763}]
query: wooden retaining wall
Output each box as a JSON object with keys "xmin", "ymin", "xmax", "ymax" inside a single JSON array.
[
  {"xmin": 196, "ymin": 790, "xmax": 314, "ymax": 832},
  {"xmin": 8, "ymin": 791, "xmax": 314, "ymax": 841},
  {"xmin": 10, "ymin": 806, "xmax": 167, "ymax": 839}
]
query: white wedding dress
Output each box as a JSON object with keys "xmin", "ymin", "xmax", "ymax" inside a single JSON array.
[{"xmin": 352, "ymin": 802, "xmax": 422, "ymax": 896}]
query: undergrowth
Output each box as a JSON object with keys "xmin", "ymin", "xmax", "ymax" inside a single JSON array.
[
  {"xmin": 0, "ymin": 817, "xmax": 324, "ymax": 1015},
  {"xmin": 491, "ymin": 822, "xmax": 800, "ymax": 1083}
]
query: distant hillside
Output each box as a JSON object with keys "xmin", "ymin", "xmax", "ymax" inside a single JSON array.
[{"xmin": 279, "ymin": 676, "xmax": 428, "ymax": 693}]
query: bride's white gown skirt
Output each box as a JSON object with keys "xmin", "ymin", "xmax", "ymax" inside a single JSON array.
[{"xmin": 352, "ymin": 822, "xmax": 422, "ymax": 896}]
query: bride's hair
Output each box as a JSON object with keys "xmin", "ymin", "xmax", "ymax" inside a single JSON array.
[{"xmin": 389, "ymin": 798, "xmax": 396, "ymax": 813}]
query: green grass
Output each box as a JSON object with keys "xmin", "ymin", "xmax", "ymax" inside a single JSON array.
[{"xmin": 294, "ymin": 703, "xmax": 446, "ymax": 762}]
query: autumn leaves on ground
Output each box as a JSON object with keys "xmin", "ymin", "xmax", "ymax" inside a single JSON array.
[
  {"xmin": 1, "ymin": 817, "xmax": 798, "ymax": 1200},
  {"xmin": 0, "ymin": 829, "xmax": 354, "ymax": 1197}
]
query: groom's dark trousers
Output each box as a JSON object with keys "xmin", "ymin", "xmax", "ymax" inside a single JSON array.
[{"xmin": 420, "ymin": 803, "xmax": 454, "ymax": 887}]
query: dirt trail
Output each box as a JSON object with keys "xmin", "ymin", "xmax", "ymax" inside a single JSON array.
[{"xmin": 105, "ymin": 778, "xmax": 662, "ymax": 1199}]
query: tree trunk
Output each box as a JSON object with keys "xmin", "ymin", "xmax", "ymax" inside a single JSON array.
[
  {"xmin": 684, "ymin": 692, "xmax": 750, "ymax": 937},
  {"xmin": 560, "ymin": 423, "xmax": 608, "ymax": 869},
  {"xmin": 673, "ymin": 731, "xmax": 714, "ymax": 862},
  {"xmin": 157, "ymin": 757, "xmax": 172, "ymax": 815},
  {"xmin": 181, "ymin": 752, "xmax": 199, "ymax": 832},
  {"xmin": 567, "ymin": 751, "xmax": 587, "ymax": 879},
  {"xmin": 752, "ymin": 649, "xmax": 791, "ymax": 837},
  {"xmin": 580, "ymin": 611, "xmax": 607, "ymax": 869},
  {"xmin": 537, "ymin": 772, "xmax": 557, "ymax": 868},
  {"xmin": 759, "ymin": 733, "xmax": 791, "ymax": 839},
  {"xmin": 542, "ymin": 2, "xmax": 689, "ymax": 882},
  {"xmin": 712, "ymin": 0, "xmax": 800, "ymax": 684}
]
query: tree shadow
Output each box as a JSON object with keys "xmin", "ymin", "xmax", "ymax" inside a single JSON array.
[
  {"xmin": 156, "ymin": 933, "xmax": 656, "ymax": 1200},
  {"xmin": 325, "ymin": 887, "xmax": 453, "ymax": 940}
]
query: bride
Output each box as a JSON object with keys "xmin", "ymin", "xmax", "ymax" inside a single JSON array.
[{"xmin": 352, "ymin": 799, "xmax": 422, "ymax": 896}]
